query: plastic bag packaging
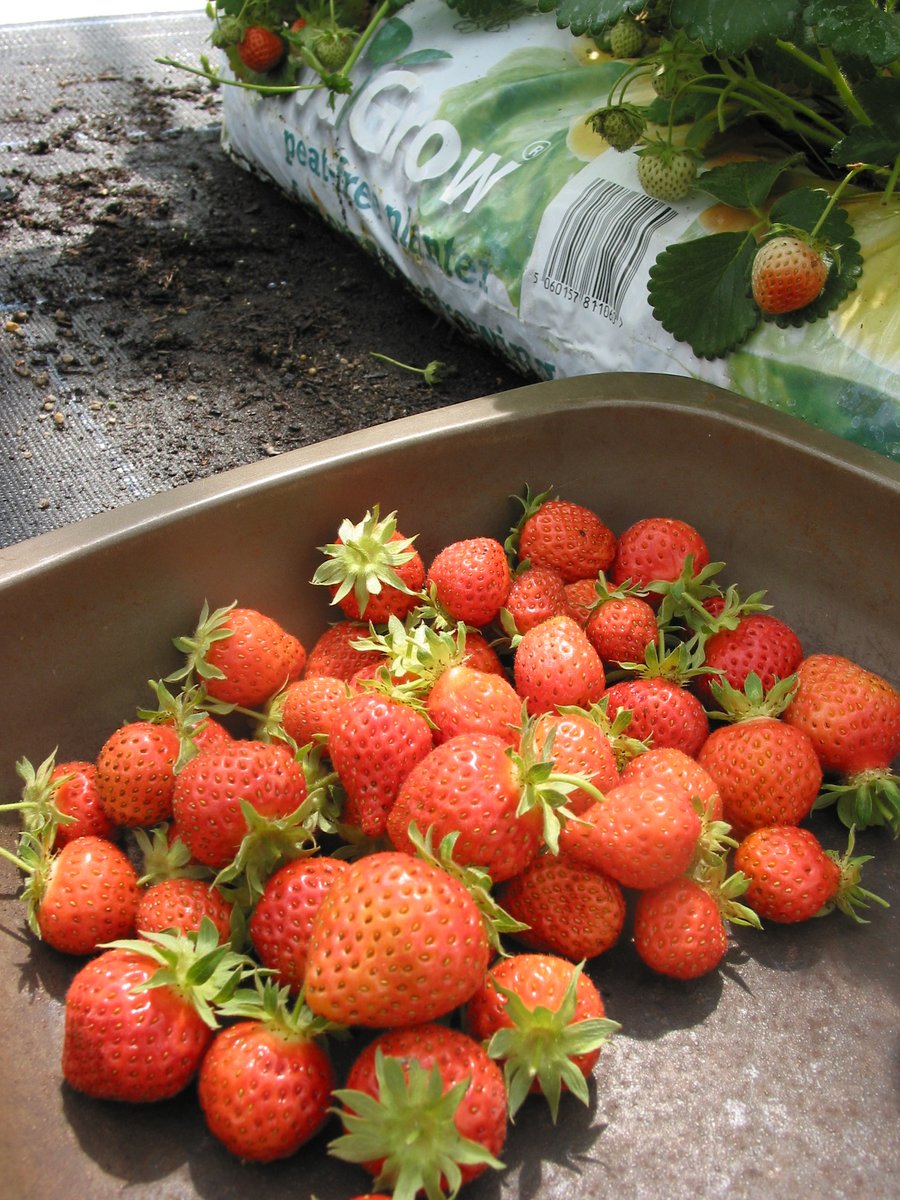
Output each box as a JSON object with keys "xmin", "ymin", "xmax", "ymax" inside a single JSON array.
[{"xmin": 220, "ymin": 1, "xmax": 900, "ymax": 460}]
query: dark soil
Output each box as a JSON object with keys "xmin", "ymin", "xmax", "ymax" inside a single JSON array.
[{"xmin": 0, "ymin": 40, "xmax": 525, "ymax": 545}]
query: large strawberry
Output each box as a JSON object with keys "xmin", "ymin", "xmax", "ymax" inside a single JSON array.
[
  {"xmin": 171, "ymin": 739, "xmax": 307, "ymax": 869},
  {"xmin": 62, "ymin": 919, "xmax": 249, "ymax": 1102},
  {"xmin": 198, "ymin": 978, "xmax": 335, "ymax": 1162},
  {"xmin": 695, "ymin": 612, "xmax": 803, "ymax": 704},
  {"xmin": 236, "ymin": 26, "xmax": 286, "ymax": 73},
  {"xmin": 610, "ymin": 516, "xmax": 709, "ymax": 591},
  {"xmin": 620, "ymin": 746, "xmax": 723, "ymax": 821},
  {"xmin": 327, "ymin": 690, "xmax": 434, "ymax": 837},
  {"xmin": 311, "ymin": 507, "xmax": 425, "ymax": 623},
  {"xmin": 330, "ymin": 1024, "xmax": 507, "ymax": 1197},
  {"xmin": 513, "ymin": 614, "xmax": 606, "ymax": 714},
  {"xmin": 304, "ymin": 851, "xmax": 490, "ymax": 1027},
  {"xmin": 465, "ymin": 954, "xmax": 619, "ymax": 1120},
  {"xmin": 426, "ymin": 536, "xmax": 511, "ymax": 627},
  {"xmin": 95, "ymin": 719, "xmax": 181, "ymax": 827},
  {"xmin": 782, "ymin": 654, "xmax": 900, "ymax": 832},
  {"xmin": 511, "ymin": 490, "xmax": 616, "ymax": 583},
  {"xmin": 426, "ymin": 664, "xmax": 522, "ymax": 746}
]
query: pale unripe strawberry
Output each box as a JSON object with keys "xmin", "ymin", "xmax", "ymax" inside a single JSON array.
[
  {"xmin": 610, "ymin": 15, "xmax": 645, "ymax": 58},
  {"xmin": 751, "ymin": 235, "xmax": 828, "ymax": 315},
  {"xmin": 637, "ymin": 143, "xmax": 697, "ymax": 203}
]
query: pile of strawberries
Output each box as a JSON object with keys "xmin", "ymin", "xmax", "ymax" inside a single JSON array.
[{"xmin": 4, "ymin": 490, "xmax": 898, "ymax": 1198}]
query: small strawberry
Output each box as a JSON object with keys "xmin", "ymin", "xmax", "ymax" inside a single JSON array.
[
  {"xmin": 304, "ymin": 851, "xmax": 490, "ymax": 1027},
  {"xmin": 511, "ymin": 489, "xmax": 616, "ymax": 584},
  {"xmin": 304, "ymin": 619, "xmax": 383, "ymax": 680},
  {"xmin": 330, "ymin": 1024, "xmax": 507, "ymax": 1196},
  {"xmin": 611, "ymin": 516, "xmax": 709, "ymax": 591},
  {"xmin": 280, "ymin": 673, "xmax": 353, "ymax": 745},
  {"xmin": 312, "ymin": 507, "xmax": 425, "ymax": 623},
  {"xmin": 11, "ymin": 753, "xmax": 116, "ymax": 847},
  {"xmin": 197, "ymin": 978, "xmax": 335, "ymax": 1162},
  {"xmin": 169, "ymin": 601, "xmax": 306, "ymax": 709},
  {"xmin": 236, "ymin": 26, "xmax": 286, "ymax": 74},
  {"xmin": 95, "ymin": 719, "xmax": 181, "ymax": 827},
  {"xmin": 466, "ymin": 955, "xmax": 619, "ymax": 1121},
  {"xmin": 136, "ymin": 877, "xmax": 234, "ymax": 942},
  {"xmin": 695, "ymin": 611, "xmax": 804, "ymax": 704},
  {"xmin": 751, "ymin": 235, "xmax": 829, "ymax": 315},
  {"xmin": 503, "ymin": 564, "xmax": 573, "ymax": 634},
  {"xmin": 532, "ymin": 708, "xmax": 620, "ymax": 814},
  {"xmin": 563, "ymin": 576, "xmax": 599, "ymax": 626},
  {"xmin": 603, "ymin": 637, "xmax": 711, "ymax": 758},
  {"xmin": 585, "ymin": 578, "xmax": 659, "ymax": 666},
  {"xmin": 513, "ymin": 614, "xmax": 606, "ymax": 714},
  {"xmin": 633, "ymin": 875, "xmax": 729, "ymax": 979},
  {"xmin": 249, "ymin": 855, "xmax": 349, "ymax": 991},
  {"xmin": 308, "ymin": 28, "xmax": 355, "ymax": 73},
  {"xmin": 587, "ymin": 102, "xmax": 645, "ymax": 151},
  {"xmin": 609, "ymin": 14, "xmax": 645, "ymax": 58},
  {"xmin": 426, "ymin": 536, "xmax": 511, "ymax": 627},
  {"xmin": 499, "ymin": 852, "xmax": 626, "ymax": 961},
  {"xmin": 426, "ymin": 664, "xmax": 522, "ymax": 746},
  {"xmin": 636, "ymin": 139, "xmax": 697, "ymax": 203},
  {"xmin": 62, "ymin": 918, "xmax": 249, "ymax": 1102}
]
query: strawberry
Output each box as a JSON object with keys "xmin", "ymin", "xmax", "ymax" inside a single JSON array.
[
  {"xmin": 386, "ymin": 732, "xmax": 544, "ymax": 883},
  {"xmin": 171, "ymin": 739, "xmax": 307, "ymax": 869},
  {"xmin": 312, "ymin": 507, "xmax": 425, "ymax": 623},
  {"xmin": 632, "ymin": 875, "xmax": 729, "ymax": 979},
  {"xmin": 136, "ymin": 877, "xmax": 234, "ymax": 942},
  {"xmin": 12, "ymin": 753, "xmax": 117, "ymax": 848},
  {"xmin": 304, "ymin": 851, "xmax": 490, "ymax": 1027},
  {"xmin": 304, "ymin": 619, "xmax": 383, "ymax": 680},
  {"xmin": 330, "ymin": 1024, "xmax": 507, "ymax": 1196},
  {"xmin": 695, "ymin": 612, "xmax": 803, "ymax": 704},
  {"xmin": 751, "ymin": 235, "xmax": 828, "ymax": 315},
  {"xmin": 62, "ymin": 919, "xmax": 249, "ymax": 1102},
  {"xmin": 783, "ymin": 653, "xmax": 900, "ymax": 832},
  {"xmin": 327, "ymin": 691, "xmax": 434, "ymax": 837},
  {"xmin": 170, "ymin": 602, "xmax": 306, "ymax": 709},
  {"xmin": 585, "ymin": 585, "xmax": 659, "ymax": 667},
  {"xmin": 503, "ymin": 564, "xmax": 572, "ymax": 633},
  {"xmin": 281, "ymin": 674, "xmax": 352, "ymax": 745},
  {"xmin": 236, "ymin": 26, "xmax": 286, "ymax": 73},
  {"xmin": 636, "ymin": 139, "xmax": 697, "ymax": 202},
  {"xmin": 563, "ymin": 576, "xmax": 599, "ymax": 626},
  {"xmin": 465, "ymin": 954, "xmax": 619, "ymax": 1120},
  {"xmin": 248, "ymin": 855, "xmax": 349, "ymax": 991},
  {"xmin": 611, "ymin": 516, "xmax": 709, "ymax": 592},
  {"xmin": 426, "ymin": 664, "xmax": 522, "ymax": 746},
  {"xmin": 427, "ymin": 536, "xmax": 511, "ymax": 627},
  {"xmin": 197, "ymin": 978, "xmax": 335, "ymax": 1162},
  {"xmin": 559, "ymin": 778, "xmax": 701, "ymax": 891},
  {"xmin": 531, "ymin": 708, "xmax": 619, "ymax": 814},
  {"xmin": 459, "ymin": 629, "xmax": 507, "ymax": 675},
  {"xmin": 609, "ymin": 14, "xmax": 645, "ymax": 58},
  {"xmin": 588, "ymin": 102, "xmax": 645, "ymax": 151},
  {"xmin": 513, "ymin": 491, "xmax": 616, "ymax": 584},
  {"xmin": 513, "ymin": 614, "xmax": 606, "ymax": 714},
  {"xmin": 95, "ymin": 719, "xmax": 181, "ymax": 827},
  {"xmin": 499, "ymin": 852, "xmax": 626, "ymax": 961},
  {"xmin": 620, "ymin": 746, "xmax": 723, "ymax": 822},
  {"xmin": 309, "ymin": 28, "xmax": 355, "ymax": 73},
  {"xmin": 603, "ymin": 640, "xmax": 710, "ymax": 759}
]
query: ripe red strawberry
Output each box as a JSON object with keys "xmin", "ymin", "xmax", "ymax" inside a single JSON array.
[
  {"xmin": 499, "ymin": 852, "xmax": 626, "ymax": 961},
  {"xmin": 95, "ymin": 719, "xmax": 181, "ymax": 826},
  {"xmin": 427, "ymin": 536, "xmax": 511, "ymax": 627},
  {"xmin": 387, "ymin": 732, "xmax": 544, "ymax": 883},
  {"xmin": 783, "ymin": 654, "xmax": 900, "ymax": 832},
  {"xmin": 62, "ymin": 920, "xmax": 247, "ymax": 1102},
  {"xmin": 304, "ymin": 620, "xmax": 383, "ymax": 680},
  {"xmin": 531, "ymin": 708, "xmax": 619, "ymax": 814},
  {"xmin": 620, "ymin": 746, "xmax": 723, "ymax": 822},
  {"xmin": 330, "ymin": 1023, "xmax": 507, "ymax": 1195},
  {"xmin": 248, "ymin": 855, "xmax": 348, "ymax": 991},
  {"xmin": 280, "ymin": 674, "xmax": 352, "ymax": 745},
  {"xmin": 603, "ymin": 674, "xmax": 709, "ymax": 758},
  {"xmin": 198, "ymin": 980, "xmax": 334, "ymax": 1162},
  {"xmin": 563, "ymin": 576, "xmax": 599, "ymax": 626},
  {"xmin": 327, "ymin": 691, "xmax": 434, "ymax": 837},
  {"xmin": 697, "ymin": 716, "xmax": 823, "ymax": 835},
  {"xmin": 459, "ymin": 629, "xmax": 507, "ymax": 675},
  {"xmin": 696, "ymin": 612, "xmax": 803, "ymax": 704},
  {"xmin": 136, "ymin": 877, "xmax": 234, "ymax": 942},
  {"xmin": 171, "ymin": 602, "xmax": 306, "ymax": 709},
  {"xmin": 15, "ymin": 833, "xmax": 140, "ymax": 956},
  {"xmin": 465, "ymin": 953, "xmax": 619, "ymax": 1120},
  {"xmin": 751, "ymin": 235, "xmax": 828, "ymax": 315},
  {"xmin": 426, "ymin": 664, "xmax": 522, "ymax": 746},
  {"xmin": 49, "ymin": 760, "xmax": 117, "ymax": 846},
  {"xmin": 504, "ymin": 565, "xmax": 573, "ymax": 633},
  {"xmin": 304, "ymin": 851, "xmax": 490, "ymax": 1027},
  {"xmin": 559, "ymin": 778, "xmax": 701, "ymax": 891},
  {"xmin": 514, "ymin": 493, "xmax": 616, "ymax": 584},
  {"xmin": 611, "ymin": 516, "xmax": 709, "ymax": 591},
  {"xmin": 172, "ymin": 739, "xmax": 307, "ymax": 869},
  {"xmin": 236, "ymin": 25, "xmax": 286, "ymax": 73},
  {"xmin": 312, "ymin": 507, "xmax": 425, "ymax": 623},
  {"xmin": 585, "ymin": 590, "xmax": 659, "ymax": 666},
  {"xmin": 633, "ymin": 876, "xmax": 729, "ymax": 979},
  {"xmin": 513, "ymin": 614, "xmax": 606, "ymax": 714}
]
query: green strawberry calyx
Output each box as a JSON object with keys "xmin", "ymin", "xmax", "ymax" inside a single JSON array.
[
  {"xmin": 214, "ymin": 972, "xmax": 342, "ymax": 1040},
  {"xmin": 822, "ymin": 827, "xmax": 890, "ymax": 923},
  {"xmin": 0, "ymin": 750, "xmax": 74, "ymax": 845},
  {"xmin": 133, "ymin": 822, "xmax": 213, "ymax": 886},
  {"xmin": 503, "ymin": 483, "xmax": 555, "ymax": 566},
  {"xmin": 485, "ymin": 962, "xmax": 620, "ymax": 1122},
  {"xmin": 138, "ymin": 677, "xmax": 234, "ymax": 771},
  {"xmin": 704, "ymin": 671, "xmax": 799, "ymax": 723},
  {"xmin": 329, "ymin": 1050, "xmax": 505, "ymax": 1200},
  {"xmin": 311, "ymin": 506, "xmax": 422, "ymax": 616},
  {"xmin": 813, "ymin": 769, "xmax": 900, "ymax": 837},
  {"xmin": 695, "ymin": 861, "xmax": 762, "ymax": 930},
  {"xmin": 166, "ymin": 599, "xmax": 238, "ymax": 689}
]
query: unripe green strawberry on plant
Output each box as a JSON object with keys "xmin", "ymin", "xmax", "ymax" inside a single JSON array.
[
  {"xmin": 236, "ymin": 26, "xmax": 286, "ymax": 74},
  {"xmin": 609, "ymin": 14, "xmax": 645, "ymax": 59},
  {"xmin": 330, "ymin": 1025, "xmax": 507, "ymax": 1198},
  {"xmin": 312, "ymin": 507, "xmax": 425, "ymax": 623},
  {"xmin": 304, "ymin": 851, "xmax": 491, "ymax": 1027},
  {"xmin": 62, "ymin": 918, "xmax": 251, "ymax": 1102},
  {"xmin": 636, "ymin": 139, "xmax": 698, "ymax": 203},
  {"xmin": 587, "ymin": 103, "xmax": 646, "ymax": 152},
  {"xmin": 465, "ymin": 955, "xmax": 620, "ymax": 1121},
  {"xmin": 751, "ymin": 235, "xmax": 829, "ymax": 315},
  {"xmin": 510, "ymin": 489, "xmax": 617, "ymax": 584},
  {"xmin": 308, "ymin": 28, "xmax": 355, "ymax": 73},
  {"xmin": 426, "ymin": 535, "xmax": 512, "ymax": 627}
]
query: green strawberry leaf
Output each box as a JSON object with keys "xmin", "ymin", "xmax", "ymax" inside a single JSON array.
[
  {"xmin": 647, "ymin": 231, "xmax": 759, "ymax": 359},
  {"xmin": 830, "ymin": 79, "xmax": 900, "ymax": 168},
  {"xmin": 395, "ymin": 49, "xmax": 453, "ymax": 66},
  {"xmin": 803, "ymin": 0, "xmax": 900, "ymax": 68},
  {"xmin": 669, "ymin": 0, "xmax": 802, "ymax": 56},
  {"xmin": 696, "ymin": 157, "xmax": 803, "ymax": 212},
  {"xmin": 642, "ymin": 90, "xmax": 718, "ymax": 130},
  {"xmin": 536, "ymin": 0, "xmax": 642, "ymax": 36},
  {"xmin": 365, "ymin": 15, "xmax": 413, "ymax": 64}
]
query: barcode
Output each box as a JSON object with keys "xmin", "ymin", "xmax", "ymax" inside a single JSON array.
[{"xmin": 541, "ymin": 180, "xmax": 677, "ymax": 320}]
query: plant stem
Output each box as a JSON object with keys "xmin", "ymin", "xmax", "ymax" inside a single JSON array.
[
  {"xmin": 155, "ymin": 56, "xmax": 322, "ymax": 94},
  {"xmin": 817, "ymin": 46, "xmax": 871, "ymax": 126}
]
